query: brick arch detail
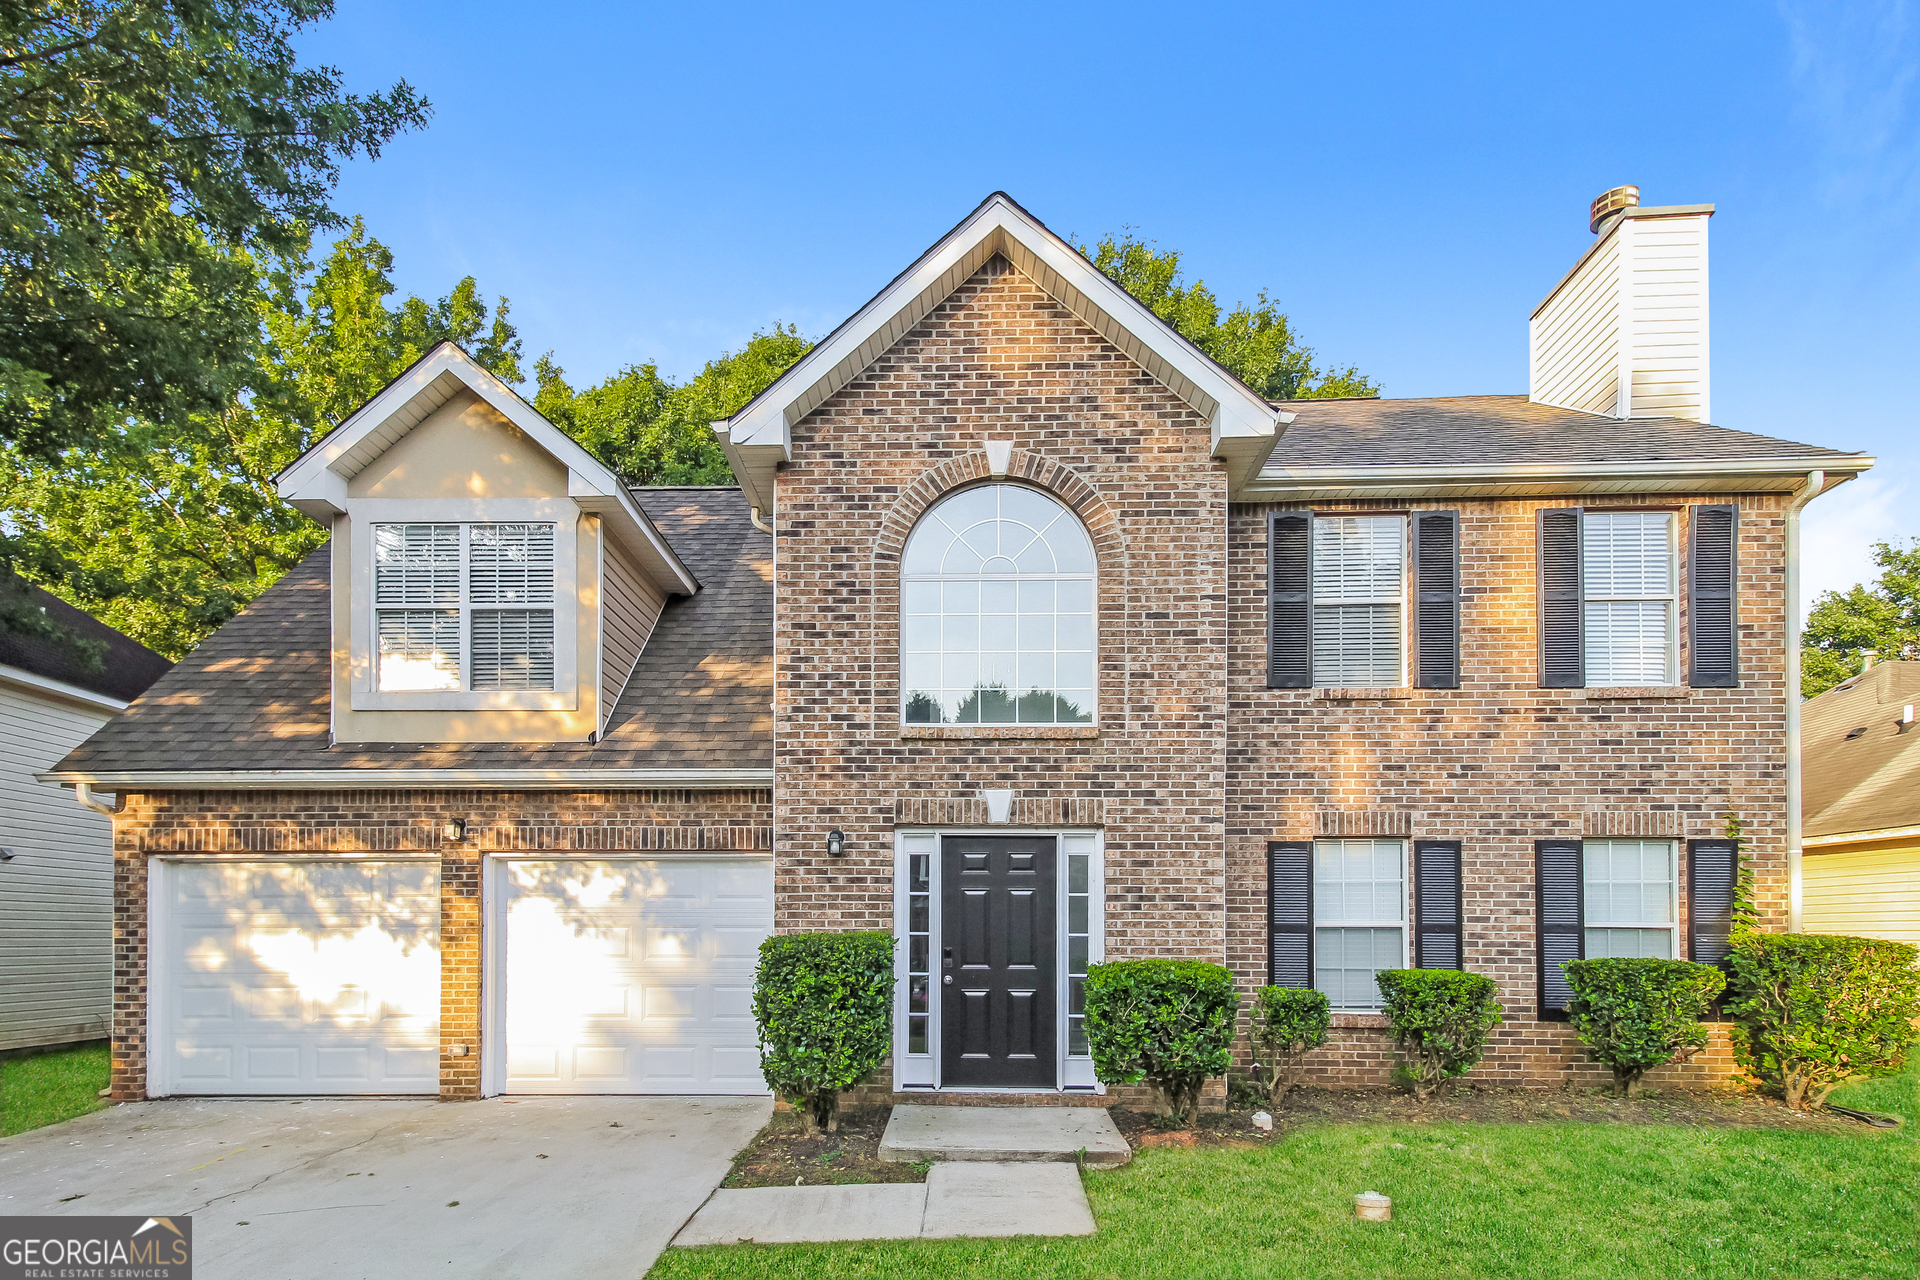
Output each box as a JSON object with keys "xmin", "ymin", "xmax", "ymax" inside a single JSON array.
[{"xmin": 872, "ymin": 448, "xmax": 1125, "ymax": 574}]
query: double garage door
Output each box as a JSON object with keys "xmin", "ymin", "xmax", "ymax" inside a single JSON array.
[{"xmin": 153, "ymin": 857, "xmax": 772, "ymax": 1096}]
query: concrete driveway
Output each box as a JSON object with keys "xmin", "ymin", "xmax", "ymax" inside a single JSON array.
[{"xmin": 0, "ymin": 1095, "xmax": 771, "ymax": 1280}]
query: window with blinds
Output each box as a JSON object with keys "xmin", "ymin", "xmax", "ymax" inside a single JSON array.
[
  {"xmin": 1311, "ymin": 516, "xmax": 1405, "ymax": 687},
  {"xmin": 1582, "ymin": 513, "xmax": 1674, "ymax": 685},
  {"xmin": 1582, "ymin": 839, "xmax": 1676, "ymax": 959},
  {"xmin": 374, "ymin": 522, "xmax": 557, "ymax": 693},
  {"xmin": 1313, "ymin": 838, "xmax": 1406, "ymax": 1010}
]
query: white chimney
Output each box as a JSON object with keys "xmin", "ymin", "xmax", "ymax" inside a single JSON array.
[{"xmin": 1529, "ymin": 186, "xmax": 1715, "ymax": 421}]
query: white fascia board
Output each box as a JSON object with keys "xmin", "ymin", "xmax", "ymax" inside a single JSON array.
[
  {"xmin": 36, "ymin": 767, "xmax": 775, "ymax": 790},
  {"xmin": 1803, "ymin": 824, "xmax": 1920, "ymax": 849},
  {"xmin": 0, "ymin": 662, "xmax": 128, "ymax": 713},
  {"xmin": 1245, "ymin": 454, "xmax": 1875, "ymax": 499}
]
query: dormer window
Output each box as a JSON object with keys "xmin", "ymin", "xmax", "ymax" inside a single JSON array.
[{"xmin": 374, "ymin": 523, "xmax": 556, "ymax": 692}]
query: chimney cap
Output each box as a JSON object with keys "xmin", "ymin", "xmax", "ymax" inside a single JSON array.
[{"xmin": 1589, "ymin": 185, "xmax": 1641, "ymax": 235}]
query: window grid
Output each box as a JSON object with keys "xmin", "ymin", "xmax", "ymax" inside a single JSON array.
[
  {"xmin": 1583, "ymin": 512, "xmax": 1675, "ymax": 686},
  {"xmin": 1583, "ymin": 839, "xmax": 1678, "ymax": 959},
  {"xmin": 906, "ymin": 853, "xmax": 931, "ymax": 1055},
  {"xmin": 1066, "ymin": 850, "xmax": 1091, "ymax": 1057},
  {"xmin": 374, "ymin": 523, "xmax": 558, "ymax": 693},
  {"xmin": 1313, "ymin": 838, "xmax": 1407, "ymax": 1011},
  {"xmin": 1311, "ymin": 516, "xmax": 1406, "ymax": 687}
]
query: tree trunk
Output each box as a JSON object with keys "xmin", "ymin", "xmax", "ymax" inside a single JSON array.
[{"xmin": 1616, "ymin": 1066, "xmax": 1643, "ymax": 1099}]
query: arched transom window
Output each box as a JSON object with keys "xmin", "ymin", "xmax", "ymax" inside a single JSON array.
[{"xmin": 901, "ymin": 484, "xmax": 1095, "ymax": 725}]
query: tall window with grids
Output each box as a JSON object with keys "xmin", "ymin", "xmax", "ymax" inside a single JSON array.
[
  {"xmin": 374, "ymin": 523, "xmax": 557, "ymax": 692},
  {"xmin": 1583, "ymin": 839, "xmax": 1677, "ymax": 958},
  {"xmin": 1312, "ymin": 516, "xmax": 1405, "ymax": 687},
  {"xmin": 1313, "ymin": 839, "xmax": 1407, "ymax": 1010},
  {"xmin": 1583, "ymin": 512, "xmax": 1675, "ymax": 685}
]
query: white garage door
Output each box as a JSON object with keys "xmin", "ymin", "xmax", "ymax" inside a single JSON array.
[
  {"xmin": 499, "ymin": 858, "xmax": 772, "ymax": 1094},
  {"xmin": 155, "ymin": 859, "xmax": 441, "ymax": 1095}
]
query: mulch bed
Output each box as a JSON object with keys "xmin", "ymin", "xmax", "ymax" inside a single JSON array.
[{"xmin": 722, "ymin": 1107, "xmax": 929, "ymax": 1188}]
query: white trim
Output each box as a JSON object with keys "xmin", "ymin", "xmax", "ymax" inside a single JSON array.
[
  {"xmin": 1804, "ymin": 824, "xmax": 1920, "ymax": 849},
  {"xmin": 146, "ymin": 857, "xmax": 168, "ymax": 1098},
  {"xmin": 1582, "ymin": 838, "xmax": 1681, "ymax": 959},
  {"xmin": 1245, "ymin": 454, "xmax": 1876, "ymax": 501},
  {"xmin": 0, "ymin": 661, "xmax": 131, "ymax": 713},
  {"xmin": 481, "ymin": 854, "xmax": 502, "ymax": 1097},
  {"xmin": 38, "ymin": 768, "xmax": 774, "ymax": 789}
]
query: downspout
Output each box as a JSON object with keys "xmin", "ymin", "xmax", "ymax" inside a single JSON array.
[
  {"xmin": 75, "ymin": 781, "xmax": 118, "ymax": 816},
  {"xmin": 1784, "ymin": 469, "xmax": 1828, "ymax": 933},
  {"xmin": 750, "ymin": 506, "xmax": 773, "ymax": 534}
]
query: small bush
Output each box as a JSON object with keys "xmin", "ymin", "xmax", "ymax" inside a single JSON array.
[
  {"xmin": 1563, "ymin": 957, "xmax": 1726, "ymax": 1097},
  {"xmin": 1723, "ymin": 932, "xmax": 1920, "ymax": 1111},
  {"xmin": 1248, "ymin": 987, "xmax": 1331, "ymax": 1107},
  {"xmin": 1376, "ymin": 969, "xmax": 1502, "ymax": 1101},
  {"xmin": 1085, "ymin": 959, "xmax": 1241, "ymax": 1126},
  {"xmin": 752, "ymin": 931, "xmax": 895, "ymax": 1135}
]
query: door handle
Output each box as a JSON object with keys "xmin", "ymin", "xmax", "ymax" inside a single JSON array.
[{"xmin": 943, "ymin": 975, "xmax": 952, "ymax": 984}]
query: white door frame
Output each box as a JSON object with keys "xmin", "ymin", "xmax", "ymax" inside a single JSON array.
[{"xmin": 890, "ymin": 828, "xmax": 1104, "ymax": 1094}]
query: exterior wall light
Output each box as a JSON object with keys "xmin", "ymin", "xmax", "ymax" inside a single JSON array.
[
  {"xmin": 443, "ymin": 818, "xmax": 468, "ymax": 842},
  {"xmin": 826, "ymin": 829, "xmax": 847, "ymax": 857}
]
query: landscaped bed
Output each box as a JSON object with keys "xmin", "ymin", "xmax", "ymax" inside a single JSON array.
[
  {"xmin": 652, "ymin": 1066, "xmax": 1916, "ymax": 1279},
  {"xmin": 723, "ymin": 1106, "xmax": 929, "ymax": 1188},
  {"xmin": 1, "ymin": 1042, "xmax": 109, "ymax": 1136}
]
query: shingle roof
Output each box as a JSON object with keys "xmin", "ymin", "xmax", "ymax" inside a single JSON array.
[
  {"xmin": 1262, "ymin": 395, "xmax": 1863, "ymax": 470},
  {"xmin": 0, "ymin": 573, "xmax": 172, "ymax": 703},
  {"xmin": 49, "ymin": 487, "xmax": 771, "ymax": 776},
  {"xmin": 1802, "ymin": 661, "xmax": 1920, "ymax": 840}
]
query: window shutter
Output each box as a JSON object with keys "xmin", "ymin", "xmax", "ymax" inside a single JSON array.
[
  {"xmin": 1412, "ymin": 511, "xmax": 1460, "ymax": 689},
  {"xmin": 1687, "ymin": 838, "xmax": 1739, "ymax": 965},
  {"xmin": 1413, "ymin": 840, "xmax": 1463, "ymax": 969},
  {"xmin": 1537, "ymin": 508, "xmax": 1585, "ymax": 688},
  {"xmin": 1535, "ymin": 839, "xmax": 1584, "ymax": 1019},
  {"xmin": 1267, "ymin": 514, "xmax": 1312, "ymax": 688},
  {"xmin": 1688, "ymin": 505, "xmax": 1739, "ymax": 688},
  {"xmin": 1268, "ymin": 841, "xmax": 1313, "ymax": 987}
]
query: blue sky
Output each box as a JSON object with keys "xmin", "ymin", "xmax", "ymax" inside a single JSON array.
[{"xmin": 301, "ymin": 1, "xmax": 1917, "ymax": 608}]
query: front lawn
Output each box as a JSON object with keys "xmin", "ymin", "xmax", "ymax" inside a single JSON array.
[
  {"xmin": 650, "ymin": 1067, "xmax": 1916, "ymax": 1280},
  {"xmin": 1, "ymin": 1042, "xmax": 110, "ymax": 1136}
]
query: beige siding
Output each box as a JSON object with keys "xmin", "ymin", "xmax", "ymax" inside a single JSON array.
[
  {"xmin": 1626, "ymin": 215, "xmax": 1710, "ymax": 422},
  {"xmin": 1804, "ymin": 845, "xmax": 1920, "ymax": 947},
  {"xmin": 600, "ymin": 538, "xmax": 666, "ymax": 726},
  {"xmin": 1529, "ymin": 234, "xmax": 1620, "ymax": 416},
  {"xmin": 0, "ymin": 682, "xmax": 114, "ymax": 1049}
]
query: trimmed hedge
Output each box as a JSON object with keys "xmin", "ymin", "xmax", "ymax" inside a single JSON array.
[
  {"xmin": 1563, "ymin": 957, "xmax": 1726, "ymax": 1097},
  {"xmin": 752, "ymin": 931, "xmax": 895, "ymax": 1134},
  {"xmin": 1724, "ymin": 932, "xmax": 1920, "ymax": 1111},
  {"xmin": 1085, "ymin": 959, "xmax": 1240, "ymax": 1126},
  {"xmin": 1248, "ymin": 987, "xmax": 1331, "ymax": 1107},
  {"xmin": 1376, "ymin": 969, "xmax": 1502, "ymax": 1100}
]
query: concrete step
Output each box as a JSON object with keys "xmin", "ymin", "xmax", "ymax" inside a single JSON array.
[{"xmin": 878, "ymin": 1104, "xmax": 1131, "ymax": 1166}]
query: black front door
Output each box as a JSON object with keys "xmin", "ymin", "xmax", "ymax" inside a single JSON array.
[{"xmin": 941, "ymin": 835, "xmax": 1056, "ymax": 1088}]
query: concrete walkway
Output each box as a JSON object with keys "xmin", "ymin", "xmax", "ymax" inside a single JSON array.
[
  {"xmin": 673, "ymin": 1162, "xmax": 1096, "ymax": 1246},
  {"xmin": 879, "ymin": 1104, "xmax": 1131, "ymax": 1165}
]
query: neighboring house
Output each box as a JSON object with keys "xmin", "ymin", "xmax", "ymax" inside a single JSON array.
[
  {"xmin": 1800, "ymin": 660, "xmax": 1920, "ymax": 946},
  {"xmin": 47, "ymin": 189, "xmax": 1874, "ymax": 1104},
  {"xmin": 0, "ymin": 576, "xmax": 171, "ymax": 1051}
]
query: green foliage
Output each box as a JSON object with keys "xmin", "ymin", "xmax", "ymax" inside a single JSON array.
[
  {"xmin": 1802, "ymin": 538, "xmax": 1920, "ymax": 696},
  {"xmin": 1724, "ymin": 932, "xmax": 1920, "ymax": 1111},
  {"xmin": 1375, "ymin": 969, "xmax": 1503, "ymax": 1100},
  {"xmin": 1563, "ymin": 958, "xmax": 1726, "ymax": 1097},
  {"xmin": 1248, "ymin": 986, "xmax": 1331, "ymax": 1107},
  {"xmin": 752, "ymin": 931, "xmax": 895, "ymax": 1135},
  {"xmin": 535, "ymin": 324, "xmax": 810, "ymax": 486},
  {"xmin": 1084, "ymin": 959, "xmax": 1241, "ymax": 1126},
  {"xmin": 1725, "ymin": 810, "xmax": 1761, "ymax": 942},
  {"xmin": 1078, "ymin": 231, "xmax": 1378, "ymax": 401}
]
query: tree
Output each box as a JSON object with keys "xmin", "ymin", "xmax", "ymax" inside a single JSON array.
[
  {"xmin": 1801, "ymin": 539, "xmax": 1920, "ymax": 697},
  {"xmin": 1078, "ymin": 231, "xmax": 1378, "ymax": 401}
]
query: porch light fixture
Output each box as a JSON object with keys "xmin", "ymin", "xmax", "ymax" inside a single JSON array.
[
  {"xmin": 443, "ymin": 818, "xmax": 468, "ymax": 842},
  {"xmin": 826, "ymin": 829, "xmax": 847, "ymax": 857}
]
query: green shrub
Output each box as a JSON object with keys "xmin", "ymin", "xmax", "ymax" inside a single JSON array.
[
  {"xmin": 1376, "ymin": 969, "xmax": 1503, "ymax": 1101},
  {"xmin": 1563, "ymin": 957, "xmax": 1726, "ymax": 1098},
  {"xmin": 1085, "ymin": 959, "xmax": 1241, "ymax": 1126},
  {"xmin": 752, "ymin": 931, "xmax": 895, "ymax": 1135},
  {"xmin": 1248, "ymin": 986, "xmax": 1331, "ymax": 1107},
  {"xmin": 1723, "ymin": 932, "xmax": 1920, "ymax": 1111}
]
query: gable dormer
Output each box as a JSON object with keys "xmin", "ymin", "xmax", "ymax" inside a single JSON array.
[{"xmin": 277, "ymin": 344, "xmax": 697, "ymax": 744}]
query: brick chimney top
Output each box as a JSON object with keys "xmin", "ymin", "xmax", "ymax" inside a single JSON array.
[{"xmin": 1589, "ymin": 185, "xmax": 1641, "ymax": 235}]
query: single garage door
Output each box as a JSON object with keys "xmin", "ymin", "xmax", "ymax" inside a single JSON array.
[
  {"xmin": 155, "ymin": 859, "xmax": 441, "ymax": 1095},
  {"xmin": 500, "ymin": 857, "xmax": 772, "ymax": 1094}
]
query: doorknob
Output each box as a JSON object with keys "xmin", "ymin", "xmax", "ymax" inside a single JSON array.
[{"xmin": 943, "ymin": 975, "xmax": 953, "ymax": 984}]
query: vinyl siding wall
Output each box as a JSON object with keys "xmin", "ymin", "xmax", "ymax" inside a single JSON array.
[
  {"xmin": 1529, "ymin": 234, "xmax": 1620, "ymax": 416},
  {"xmin": 1626, "ymin": 216, "xmax": 1710, "ymax": 422},
  {"xmin": 599, "ymin": 538, "xmax": 666, "ymax": 725},
  {"xmin": 1803, "ymin": 845, "xmax": 1920, "ymax": 947}
]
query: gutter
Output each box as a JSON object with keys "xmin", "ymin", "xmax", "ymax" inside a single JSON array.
[
  {"xmin": 1803, "ymin": 824, "xmax": 1920, "ymax": 849},
  {"xmin": 1785, "ymin": 470, "xmax": 1832, "ymax": 932},
  {"xmin": 1241, "ymin": 453, "xmax": 1875, "ymax": 498},
  {"xmin": 39, "ymin": 768, "xmax": 776, "ymax": 791}
]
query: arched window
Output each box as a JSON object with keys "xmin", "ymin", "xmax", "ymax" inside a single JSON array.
[{"xmin": 901, "ymin": 484, "xmax": 1095, "ymax": 725}]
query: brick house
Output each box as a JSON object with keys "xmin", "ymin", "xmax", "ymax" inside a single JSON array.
[{"xmin": 47, "ymin": 191, "xmax": 1871, "ymax": 1103}]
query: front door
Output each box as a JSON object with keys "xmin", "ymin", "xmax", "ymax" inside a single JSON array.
[{"xmin": 941, "ymin": 835, "xmax": 1057, "ymax": 1087}]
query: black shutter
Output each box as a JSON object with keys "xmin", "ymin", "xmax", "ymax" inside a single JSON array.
[
  {"xmin": 1412, "ymin": 511, "xmax": 1461, "ymax": 689},
  {"xmin": 1267, "ymin": 513, "xmax": 1312, "ymax": 688},
  {"xmin": 1688, "ymin": 505, "xmax": 1739, "ymax": 688},
  {"xmin": 1535, "ymin": 839, "xmax": 1584, "ymax": 1019},
  {"xmin": 1268, "ymin": 841, "xmax": 1313, "ymax": 988},
  {"xmin": 1413, "ymin": 840, "xmax": 1463, "ymax": 970},
  {"xmin": 1687, "ymin": 839, "xmax": 1739, "ymax": 965},
  {"xmin": 1538, "ymin": 508, "xmax": 1585, "ymax": 688}
]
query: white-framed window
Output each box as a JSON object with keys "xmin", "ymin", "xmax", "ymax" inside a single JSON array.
[
  {"xmin": 900, "ymin": 484, "xmax": 1096, "ymax": 725},
  {"xmin": 1583, "ymin": 512, "xmax": 1675, "ymax": 686},
  {"xmin": 1313, "ymin": 838, "xmax": 1407, "ymax": 1010},
  {"xmin": 1312, "ymin": 516, "xmax": 1405, "ymax": 687},
  {"xmin": 374, "ymin": 522, "xmax": 556, "ymax": 692},
  {"xmin": 1583, "ymin": 839, "xmax": 1677, "ymax": 958}
]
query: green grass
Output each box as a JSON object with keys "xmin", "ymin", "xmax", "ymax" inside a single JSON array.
[
  {"xmin": 1, "ymin": 1043, "xmax": 109, "ymax": 1136},
  {"xmin": 650, "ymin": 1065, "xmax": 1917, "ymax": 1280}
]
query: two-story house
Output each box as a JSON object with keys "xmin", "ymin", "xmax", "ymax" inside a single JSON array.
[{"xmin": 48, "ymin": 190, "xmax": 1870, "ymax": 1103}]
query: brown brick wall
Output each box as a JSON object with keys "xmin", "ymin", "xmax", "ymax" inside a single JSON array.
[{"xmin": 109, "ymin": 788, "xmax": 772, "ymax": 1100}]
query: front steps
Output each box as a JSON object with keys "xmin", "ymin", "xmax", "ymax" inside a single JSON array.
[{"xmin": 878, "ymin": 1103, "xmax": 1132, "ymax": 1166}]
